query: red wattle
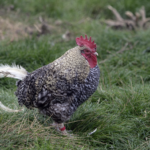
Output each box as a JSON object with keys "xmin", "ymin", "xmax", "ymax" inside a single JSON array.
[{"xmin": 82, "ymin": 53, "xmax": 97, "ymax": 68}]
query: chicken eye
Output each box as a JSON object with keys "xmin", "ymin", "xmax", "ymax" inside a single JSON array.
[{"xmin": 84, "ymin": 49, "xmax": 90, "ymax": 53}]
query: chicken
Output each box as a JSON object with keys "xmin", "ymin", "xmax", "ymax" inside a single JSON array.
[{"xmin": 0, "ymin": 35, "xmax": 100, "ymax": 135}]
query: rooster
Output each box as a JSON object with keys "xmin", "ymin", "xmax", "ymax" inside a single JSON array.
[{"xmin": 0, "ymin": 35, "xmax": 100, "ymax": 135}]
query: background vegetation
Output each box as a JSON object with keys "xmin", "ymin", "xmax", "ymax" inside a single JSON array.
[{"xmin": 0, "ymin": 0, "xmax": 150, "ymax": 149}]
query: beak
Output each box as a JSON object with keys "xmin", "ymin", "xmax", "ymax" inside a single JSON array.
[{"xmin": 94, "ymin": 52, "xmax": 98, "ymax": 56}]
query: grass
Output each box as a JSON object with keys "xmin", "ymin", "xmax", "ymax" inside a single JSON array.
[{"xmin": 0, "ymin": 0, "xmax": 150, "ymax": 149}]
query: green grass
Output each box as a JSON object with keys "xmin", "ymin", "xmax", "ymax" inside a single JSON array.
[
  {"xmin": 1, "ymin": 0, "xmax": 150, "ymax": 20},
  {"xmin": 0, "ymin": 0, "xmax": 150, "ymax": 149}
]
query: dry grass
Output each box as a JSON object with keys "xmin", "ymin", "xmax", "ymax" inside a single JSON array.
[
  {"xmin": 0, "ymin": 16, "xmax": 28, "ymax": 41},
  {"xmin": 0, "ymin": 111, "xmax": 88, "ymax": 149}
]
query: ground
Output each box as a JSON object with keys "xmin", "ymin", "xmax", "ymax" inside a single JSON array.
[{"xmin": 0, "ymin": 0, "xmax": 150, "ymax": 149}]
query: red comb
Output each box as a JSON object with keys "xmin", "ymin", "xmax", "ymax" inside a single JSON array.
[{"xmin": 76, "ymin": 35, "xmax": 97, "ymax": 51}]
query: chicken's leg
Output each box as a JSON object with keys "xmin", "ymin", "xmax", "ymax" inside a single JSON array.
[{"xmin": 52, "ymin": 122, "xmax": 68, "ymax": 135}]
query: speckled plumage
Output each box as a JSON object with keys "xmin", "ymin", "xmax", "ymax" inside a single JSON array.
[{"xmin": 15, "ymin": 45, "xmax": 100, "ymax": 123}]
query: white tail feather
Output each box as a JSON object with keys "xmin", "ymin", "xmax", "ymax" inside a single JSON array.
[
  {"xmin": 0, "ymin": 64, "xmax": 27, "ymax": 80},
  {"xmin": 0, "ymin": 101, "xmax": 24, "ymax": 112}
]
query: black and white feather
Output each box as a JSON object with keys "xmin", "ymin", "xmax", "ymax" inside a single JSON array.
[{"xmin": 15, "ymin": 64, "xmax": 100, "ymax": 123}]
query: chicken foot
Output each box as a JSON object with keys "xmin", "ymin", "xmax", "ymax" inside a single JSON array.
[{"xmin": 52, "ymin": 122, "xmax": 68, "ymax": 135}]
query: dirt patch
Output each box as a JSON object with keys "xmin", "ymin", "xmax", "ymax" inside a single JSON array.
[
  {"xmin": 0, "ymin": 16, "xmax": 73, "ymax": 42},
  {"xmin": 0, "ymin": 16, "xmax": 29, "ymax": 41},
  {"xmin": 0, "ymin": 8, "xmax": 76, "ymax": 42}
]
